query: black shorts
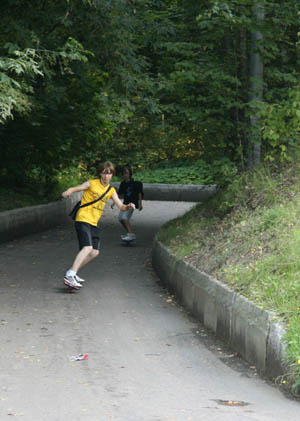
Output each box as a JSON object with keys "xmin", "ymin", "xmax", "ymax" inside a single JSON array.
[{"xmin": 75, "ymin": 222, "xmax": 101, "ymax": 251}]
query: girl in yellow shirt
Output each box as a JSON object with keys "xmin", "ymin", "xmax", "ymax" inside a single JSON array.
[{"xmin": 62, "ymin": 161, "xmax": 135, "ymax": 289}]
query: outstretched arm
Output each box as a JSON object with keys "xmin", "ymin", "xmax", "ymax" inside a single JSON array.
[
  {"xmin": 111, "ymin": 191, "xmax": 135, "ymax": 211},
  {"xmin": 62, "ymin": 181, "xmax": 90, "ymax": 198}
]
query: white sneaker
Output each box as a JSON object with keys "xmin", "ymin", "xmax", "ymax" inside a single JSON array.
[
  {"xmin": 64, "ymin": 274, "xmax": 82, "ymax": 290},
  {"xmin": 122, "ymin": 233, "xmax": 136, "ymax": 241},
  {"xmin": 76, "ymin": 274, "xmax": 85, "ymax": 283}
]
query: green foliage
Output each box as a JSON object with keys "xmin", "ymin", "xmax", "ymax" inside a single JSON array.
[
  {"xmin": 0, "ymin": 0, "xmax": 162, "ymax": 188},
  {"xmin": 258, "ymin": 85, "xmax": 300, "ymax": 161},
  {"xmin": 135, "ymin": 158, "xmax": 237, "ymax": 186},
  {"xmin": 0, "ymin": 46, "xmax": 43, "ymax": 123},
  {"xmin": 1, "ymin": 0, "xmax": 300, "ymax": 204},
  {"xmin": 0, "ymin": 36, "xmax": 89, "ymax": 124}
]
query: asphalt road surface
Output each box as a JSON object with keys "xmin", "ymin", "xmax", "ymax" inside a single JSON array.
[{"xmin": 0, "ymin": 201, "xmax": 299, "ymax": 421}]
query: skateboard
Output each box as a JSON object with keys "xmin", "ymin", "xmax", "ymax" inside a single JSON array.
[
  {"xmin": 65, "ymin": 286, "xmax": 78, "ymax": 293},
  {"xmin": 121, "ymin": 238, "xmax": 136, "ymax": 246}
]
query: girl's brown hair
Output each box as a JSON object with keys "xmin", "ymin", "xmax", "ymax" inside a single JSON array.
[{"xmin": 97, "ymin": 161, "xmax": 115, "ymax": 176}]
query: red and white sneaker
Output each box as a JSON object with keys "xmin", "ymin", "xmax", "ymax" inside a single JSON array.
[{"xmin": 64, "ymin": 275, "xmax": 82, "ymax": 290}]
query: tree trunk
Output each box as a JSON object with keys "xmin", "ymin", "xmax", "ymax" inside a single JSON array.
[
  {"xmin": 239, "ymin": 27, "xmax": 248, "ymax": 169},
  {"xmin": 248, "ymin": 2, "xmax": 264, "ymax": 170}
]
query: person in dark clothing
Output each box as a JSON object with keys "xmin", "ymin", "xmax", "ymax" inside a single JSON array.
[{"xmin": 117, "ymin": 166, "xmax": 143, "ymax": 241}]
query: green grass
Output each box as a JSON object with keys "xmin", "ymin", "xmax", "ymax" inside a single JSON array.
[
  {"xmin": 134, "ymin": 166, "xmax": 212, "ymax": 184},
  {"xmin": 134, "ymin": 158, "xmax": 237, "ymax": 186},
  {"xmin": 158, "ymin": 159, "xmax": 300, "ymax": 395}
]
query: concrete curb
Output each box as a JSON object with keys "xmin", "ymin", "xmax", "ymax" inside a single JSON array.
[
  {"xmin": 111, "ymin": 182, "xmax": 217, "ymax": 202},
  {"xmin": 152, "ymin": 239, "xmax": 289, "ymax": 381},
  {"xmin": 0, "ymin": 193, "xmax": 81, "ymax": 244}
]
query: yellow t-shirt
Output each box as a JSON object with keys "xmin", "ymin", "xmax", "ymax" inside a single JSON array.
[{"xmin": 75, "ymin": 179, "xmax": 116, "ymax": 227}]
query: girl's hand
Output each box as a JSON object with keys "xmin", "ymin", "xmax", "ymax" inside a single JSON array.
[
  {"xmin": 61, "ymin": 181, "xmax": 90, "ymax": 199},
  {"xmin": 62, "ymin": 189, "xmax": 71, "ymax": 198}
]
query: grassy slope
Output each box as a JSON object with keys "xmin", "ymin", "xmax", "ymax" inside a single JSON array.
[{"xmin": 157, "ymin": 160, "xmax": 300, "ymax": 395}]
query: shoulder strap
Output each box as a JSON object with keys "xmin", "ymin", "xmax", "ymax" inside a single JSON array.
[{"xmin": 79, "ymin": 185, "xmax": 112, "ymax": 209}]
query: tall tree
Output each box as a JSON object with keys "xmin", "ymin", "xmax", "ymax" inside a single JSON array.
[
  {"xmin": 248, "ymin": 1, "xmax": 264, "ymax": 169},
  {"xmin": 1, "ymin": 0, "xmax": 300, "ymax": 190},
  {"xmin": 0, "ymin": 0, "xmax": 160, "ymax": 186}
]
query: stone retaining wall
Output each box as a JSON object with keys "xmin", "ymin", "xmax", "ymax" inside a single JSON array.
[
  {"xmin": 111, "ymin": 182, "xmax": 217, "ymax": 202},
  {"xmin": 0, "ymin": 193, "xmax": 81, "ymax": 244},
  {"xmin": 152, "ymin": 239, "xmax": 288, "ymax": 381}
]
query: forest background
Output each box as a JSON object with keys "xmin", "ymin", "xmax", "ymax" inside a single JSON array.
[{"xmin": 1, "ymin": 0, "xmax": 300, "ymax": 204}]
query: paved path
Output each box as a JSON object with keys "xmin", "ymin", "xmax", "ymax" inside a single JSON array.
[{"xmin": 0, "ymin": 201, "xmax": 299, "ymax": 421}]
